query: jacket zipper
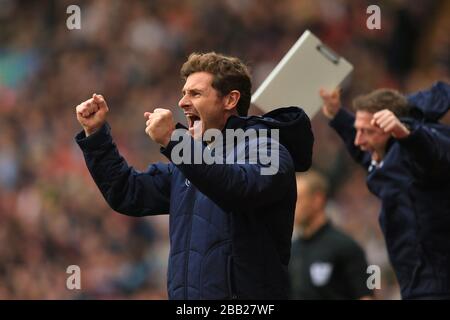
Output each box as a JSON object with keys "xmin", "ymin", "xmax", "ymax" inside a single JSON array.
[
  {"xmin": 227, "ymin": 255, "xmax": 237, "ymax": 299},
  {"xmin": 184, "ymin": 190, "xmax": 196, "ymax": 299}
]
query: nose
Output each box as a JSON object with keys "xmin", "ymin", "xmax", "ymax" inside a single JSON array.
[
  {"xmin": 354, "ymin": 130, "xmax": 364, "ymax": 146},
  {"xmin": 178, "ymin": 94, "xmax": 191, "ymax": 110}
]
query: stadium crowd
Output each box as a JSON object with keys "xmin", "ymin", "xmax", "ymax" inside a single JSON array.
[{"xmin": 0, "ymin": 0, "xmax": 448, "ymax": 299}]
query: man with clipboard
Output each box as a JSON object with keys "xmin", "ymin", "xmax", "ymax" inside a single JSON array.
[{"xmin": 253, "ymin": 29, "xmax": 450, "ymax": 300}]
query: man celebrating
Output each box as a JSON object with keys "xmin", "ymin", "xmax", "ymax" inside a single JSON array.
[
  {"xmin": 75, "ymin": 52, "xmax": 313, "ymax": 299},
  {"xmin": 320, "ymin": 82, "xmax": 450, "ymax": 299}
]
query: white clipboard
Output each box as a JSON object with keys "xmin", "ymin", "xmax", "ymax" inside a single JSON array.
[{"xmin": 251, "ymin": 30, "xmax": 353, "ymax": 118}]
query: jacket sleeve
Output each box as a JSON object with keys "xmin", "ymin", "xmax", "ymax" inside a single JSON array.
[
  {"xmin": 406, "ymin": 81, "xmax": 450, "ymax": 122},
  {"xmin": 75, "ymin": 123, "xmax": 171, "ymax": 216},
  {"xmin": 160, "ymin": 130, "xmax": 295, "ymax": 212},
  {"xmin": 401, "ymin": 81, "xmax": 450, "ymax": 178},
  {"xmin": 329, "ymin": 109, "xmax": 372, "ymax": 168},
  {"xmin": 397, "ymin": 122, "xmax": 450, "ymax": 179}
]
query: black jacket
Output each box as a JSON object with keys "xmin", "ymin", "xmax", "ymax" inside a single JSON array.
[
  {"xmin": 76, "ymin": 107, "xmax": 313, "ymax": 299},
  {"xmin": 329, "ymin": 82, "xmax": 450, "ymax": 299}
]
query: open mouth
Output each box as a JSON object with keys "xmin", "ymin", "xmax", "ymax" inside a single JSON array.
[{"xmin": 186, "ymin": 114, "xmax": 201, "ymax": 129}]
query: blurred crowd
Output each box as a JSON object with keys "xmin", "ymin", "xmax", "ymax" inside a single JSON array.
[{"xmin": 0, "ymin": 0, "xmax": 448, "ymax": 299}]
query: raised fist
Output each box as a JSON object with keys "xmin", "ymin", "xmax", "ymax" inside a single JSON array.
[
  {"xmin": 144, "ymin": 108, "xmax": 176, "ymax": 147},
  {"xmin": 371, "ymin": 109, "xmax": 410, "ymax": 139},
  {"xmin": 76, "ymin": 93, "xmax": 109, "ymax": 136},
  {"xmin": 320, "ymin": 88, "xmax": 341, "ymax": 120}
]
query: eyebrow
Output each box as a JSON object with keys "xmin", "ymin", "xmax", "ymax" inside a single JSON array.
[
  {"xmin": 354, "ymin": 123, "xmax": 374, "ymax": 130},
  {"xmin": 181, "ymin": 88, "xmax": 204, "ymax": 95},
  {"xmin": 354, "ymin": 125, "xmax": 379, "ymax": 134}
]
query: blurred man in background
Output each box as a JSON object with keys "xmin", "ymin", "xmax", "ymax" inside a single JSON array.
[
  {"xmin": 289, "ymin": 170, "xmax": 372, "ymax": 299},
  {"xmin": 320, "ymin": 82, "xmax": 450, "ymax": 299}
]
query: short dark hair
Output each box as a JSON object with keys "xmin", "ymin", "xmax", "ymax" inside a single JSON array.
[
  {"xmin": 180, "ymin": 52, "xmax": 252, "ymax": 116},
  {"xmin": 352, "ymin": 89, "xmax": 409, "ymax": 117},
  {"xmin": 296, "ymin": 170, "xmax": 329, "ymax": 197}
]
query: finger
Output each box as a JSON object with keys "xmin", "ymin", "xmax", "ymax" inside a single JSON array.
[
  {"xmin": 373, "ymin": 111, "xmax": 392, "ymax": 126},
  {"xmin": 379, "ymin": 117, "xmax": 397, "ymax": 131},
  {"xmin": 374, "ymin": 109, "xmax": 394, "ymax": 121},
  {"xmin": 93, "ymin": 94, "xmax": 109, "ymax": 112},
  {"xmin": 372, "ymin": 114, "xmax": 387, "ymax": 128},
  {"xmin": 373, "ymin": 110, "xmax": 386, "ymax": 120},
  {"xmin": 76, "ymin": 104, "xmax": 84, "ymax": 114},
  {"xmin": 153, "ymin": 108, "xmax": 168, "ymax": 113},
  {"xmin": 97, "ymin": 98, "xmax": 108, "ymax": 112},
  {"xmin": 375, "ymin": 116, "xmax": 389, "ymax": 129},
  {"xmin": 93, "ymin": 93, "xmax": 104, "ymax": 103},
  {"xmin": 82, "ymin": 109, "xmax": 91, "ymax": 117},
  {"xmin": 144, "ymin": 112, "xmax": 152, "ymax": 119},
  {"xmin": 378, "ymin": 113, "xmax": 396, "ymax": 128},
  {"xmin": 76, "ymin": 105, "xmax": 87, "ymax": 118},
  {"xmin": 86, "ymin": 102, "xmax": 98, "ymax": 115},
  {"xmin": 383, "ymin": 120, "xmax": 398, "ymax": 133},
  {"xmin": 375, "ymin": 116, "xmax": 391, "ymax": 128},
  {"xmin": 81, "ymin": 103, "xmax": 91, "ymax": 117},
  {"xmin": 145, "ymin": 125, "xmax": 152, "ymax": 136},
  {"xmin": 82, "ymin": 98, "xmax": 94, "ymax": 108},
  {"xmin": 373, "ymin": 109, "xmax": 388, "ymax": 117},
  {"xmin": 146, "ymin": 115, "xmax": 156, "ymax": 126},
  {"xmin": 77, "ymin": 100, "xmax": 91, "ymax": 117}
]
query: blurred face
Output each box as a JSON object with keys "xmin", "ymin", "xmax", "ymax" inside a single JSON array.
[
  {"xmin": 178, "ymin": 72, "xmax": 228, "ymax": 138},
  {"xmin": 354, "ymin": 111, "xmax": 390, "ymax": 154},
  {"xmin": 294, "ymin": 180, "xmax": 316, "ymax": 228}
]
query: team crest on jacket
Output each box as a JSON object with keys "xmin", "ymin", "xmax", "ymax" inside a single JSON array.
[{"xmin": 310, "ymin": 262, "xmax": 333, "ymax": 286}]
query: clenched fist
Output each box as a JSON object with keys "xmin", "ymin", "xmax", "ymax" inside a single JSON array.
[
  {"xmin": 320, "ymin": 88, "xmax": 341, "ymax": 120},
  {"xmin": 76, "ymin": 94, "xmax": 109, "ymax": 136},
  {"xmin": 144, "ymin": 108, "xmax": 175, "ymax": 147},
  {"xmin": 371, "ymin": 110, "xmax": 410, "ymax": 139}
]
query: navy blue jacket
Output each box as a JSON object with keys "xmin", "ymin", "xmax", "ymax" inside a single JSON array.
[
  {"xmin": 329, "ymin": 82, "xmax": 450, "ymax": 299},
  {"xmin": 76, "ymin": 107, "xmax": 313, "ymax": 299}
]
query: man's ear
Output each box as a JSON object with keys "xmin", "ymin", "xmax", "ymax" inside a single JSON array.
[{"xmin": 223, "ymin": 90, "xmax": 241, "ymax": 111}]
